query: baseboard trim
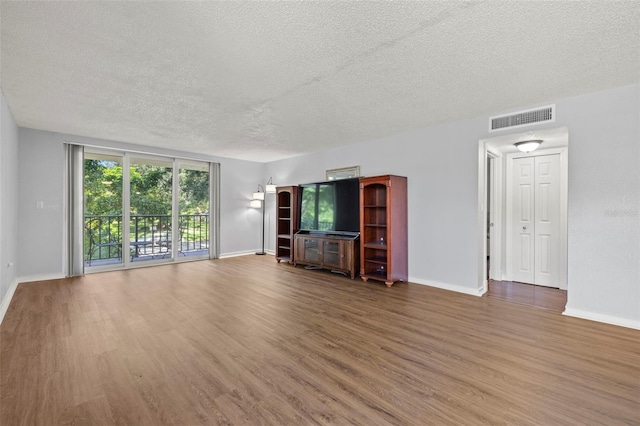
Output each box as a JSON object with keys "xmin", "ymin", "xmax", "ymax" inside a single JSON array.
[
  {"xmin": 409, "ymin": 277, "xmax": 484, "ymax": 297},
  {"xmin": 219, "ymin": 250, "xmax": 275, "ymax": 259},
  {"xmin": 18, "ymin": 273, "xmax": 66, "ymax": 284},
  {"xmin": 0, "ymin": 278, "xmax": 19, "ymax": 325},
  {"xmin": 563, "ymin": 308, "xmax": 640, "ymax": 330}
]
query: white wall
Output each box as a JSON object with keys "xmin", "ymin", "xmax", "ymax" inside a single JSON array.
[
  {"xmin": 266, "ymin": 84, "xmax": 640, "ymax": 327},
  {"xmin": 562, "ymin": 86, "xmax": 640, "ymax": 327},
  {"xmin": 16, "ymin": 129, "xmax": 266, "ymax": 279},
  {"xmin": 0, "ymin": 91, "xmax": 20, "ymax": 319}
]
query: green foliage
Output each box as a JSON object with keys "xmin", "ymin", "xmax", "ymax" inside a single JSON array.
[
  {"xmin": 84, "ymin": 160, "xmax": 210, "ymax": 216},
  {"xmin": 84, "ymin": 160, "xmax": 123, "ymax": 215},
  {"xmin": 130, "ymin": 165, "xmax": 173, "ymax": 215},
  {"xmin": 179, "ymin": 170, "xmax": 209, "ymax": 214}
]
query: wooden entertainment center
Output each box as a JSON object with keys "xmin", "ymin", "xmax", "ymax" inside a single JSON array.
[
  {"xmin": 293, "ymin": 232, "xmax": 359, "ymax": 279},
  {"xmin": 276, "ymin": 174, "xmax": 407, "ymax": 286}
]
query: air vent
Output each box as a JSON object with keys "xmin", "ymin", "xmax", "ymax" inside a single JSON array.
[{"xmin": 489, "ymin": 105, "xmax": 555, "ymax": 132}]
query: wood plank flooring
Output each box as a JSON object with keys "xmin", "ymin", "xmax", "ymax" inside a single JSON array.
[
  {"xmin": 486, "ymin": 280, "xmax": 568, "ymax": 312},
  {"xmin": 2, "ymin": 256, "xmax": 639, "ymax": 425}
]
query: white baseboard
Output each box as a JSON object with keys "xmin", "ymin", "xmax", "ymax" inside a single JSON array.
[
  {"xmin": 219, "ymin": 250, "xmax": 275, "ymax": 259},
  {"xmin": 0, "ymin": 278, "xmax": 19, "ymax": 325},
  {"xmin": 18, "ymin": 273, "xmax": 66, "ymax": 284},
  {"xmin": 409, "ymin": 277, "xmax": 484, "ymax": 297},
  {"xmin": 563, "ymin": 307, "xmax": 640, "ymax": 330}
]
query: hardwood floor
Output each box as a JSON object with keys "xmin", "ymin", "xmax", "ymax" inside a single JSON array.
[
  {"xmin": 2, "ymin": 256, "xmax": 639, "ymax": 425},
  {"xmin": 486, "ymin": 280, "xmax": 568, "ymax": 312}
]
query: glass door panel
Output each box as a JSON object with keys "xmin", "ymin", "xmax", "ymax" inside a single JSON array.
[
  {"xmin": 178, "ymin": 162, "xmax": 210, "ymax": 259},
  {"xmin": 304, "ymin": 239, "xmax": 319, "ymax": 263},
  {"xmin": 322, "ymin": 240, "xmax": 340, "ymax": 268},
  {"xmin": 130, "ymin": 157, "xmax": 173, "ymax": 263},
  {"xmin": 84, "ymin": 152, "xmax": 124, "ymax": 269}
]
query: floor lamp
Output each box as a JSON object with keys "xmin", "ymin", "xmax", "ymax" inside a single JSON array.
[{"xmin": 252, "ymin": 178, "xmax": 277, "ymax": 255}]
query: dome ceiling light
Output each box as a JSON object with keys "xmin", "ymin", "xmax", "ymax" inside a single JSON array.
[{"xmin": 514, "ymin": 139, "xmax": 543, "ymax": 153}]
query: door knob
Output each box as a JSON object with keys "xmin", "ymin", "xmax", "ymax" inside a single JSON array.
[{"xmin": 523, "ymin": 226, "xmax": 527, "ymax": 230}]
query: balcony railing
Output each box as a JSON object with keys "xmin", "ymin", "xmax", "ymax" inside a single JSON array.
[{"xmin": 85, "ymin": 214, "xmax": 209, "ymax": 265}]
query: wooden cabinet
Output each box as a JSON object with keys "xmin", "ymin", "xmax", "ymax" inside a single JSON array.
[
  {"xmin": 360, "ymin": 175, "xmax": 408, "ymax": 287},
  {"xmin": 294, "ymin": 233, "xmax": 359, "ymax": 279},
  {"xmin": 275, "ymin": 186, "xmax": 299, "ymax": 263}
]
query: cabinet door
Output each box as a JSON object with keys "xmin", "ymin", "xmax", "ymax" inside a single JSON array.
[
  {"xmin": 322, "ymin": 240, "xmax": 342, "ymax": 269},
  {"xmin": 303, "ymin": 238, "xmax": 320, "ymax": 264}
]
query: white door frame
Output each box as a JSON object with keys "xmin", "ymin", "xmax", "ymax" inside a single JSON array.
[
  {"xmin": 505, "ymin": 147, "xmax": 568, "ymax": 289},
  {"xmin": 487, "ymin": 148, "xmax": 503, "ymax": 282},
  {"xmin": 477, "ymin": 142, "xmax": 503, "ymax": 294}
]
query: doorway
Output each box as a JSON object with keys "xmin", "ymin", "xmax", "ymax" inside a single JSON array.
[{"xmin": 478, "ymin": 127, "xmax": 569, "ymax": 295}]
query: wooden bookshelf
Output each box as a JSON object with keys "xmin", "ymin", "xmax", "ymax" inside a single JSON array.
[
  {"xmin": 275, "ymin": 186, "xmax": 299, "ymax": 263},
  {"xmin": 359, "ymin": 175, "xmax": 407, "ymax": 287}
]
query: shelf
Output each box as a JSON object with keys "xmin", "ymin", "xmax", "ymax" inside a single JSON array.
[
  {"xmin": 364, "ymin": 242, "xmax": 387, "ymax": 249},
  {"xmin": 363, "ymin": 205, "xmax": 387, "ymax": 208},
  {"xmin": 278, "ymin": 245, "xmax": 291, "ymax": 250},
  {"xmin": 279, "ymin": 218, "xmax": 291, "ymax": 221},
  {"xmin": 279, "ymin": 206, "xmax": 291, "ymax": 209},
  {"xmin": 363, "ymin": 271, "xmax": 387, "ymax": 280},
  {"xmin": 364, "ymin": 257, "xmax": 387, "ymax": 264},
  {"xmin": 277, "ymin": 255, "xmax": 291, "ymax": 262},
  {"xmin": 277, "ymin": 234, "xmax": 292, "ymax": 239},
  {"xmin": 364, "ymin": 224, "xmax": 386, "ymax": 227}
]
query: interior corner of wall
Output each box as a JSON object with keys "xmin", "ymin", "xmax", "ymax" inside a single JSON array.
[{"xmin": 0, "ymin": 278, "xmax": 20, "ymax": 325}]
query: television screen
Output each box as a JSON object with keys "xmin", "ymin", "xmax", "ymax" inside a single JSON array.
[{"xmin": 299, "ymin": 178, "xmax": 360, "ymax": 233}]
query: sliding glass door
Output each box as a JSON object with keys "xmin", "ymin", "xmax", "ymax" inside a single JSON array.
[
  {"xmin": 83, "ymin": 150, "xmax": 215, "ymax": 272},
  {"xmin": 129, "ymin": 156, "xmax": 174, "ymax": 263},
  {"xmin": 178, "ymin": 162, "xmax": 210, "ymax": 259},
  {"xmin": 84, "ymin": 152, "xmax": 124, "ymax": 268}
]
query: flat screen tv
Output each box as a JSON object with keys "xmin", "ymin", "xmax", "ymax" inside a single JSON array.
[{"xmin": 298, "ymin": 178, "xmax": 360, "ymax": 234}]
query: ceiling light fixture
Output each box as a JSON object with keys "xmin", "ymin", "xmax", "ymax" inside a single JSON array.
[{"xmin": 514, "ymin": 139, "xmax": 543, "ymax": 153}]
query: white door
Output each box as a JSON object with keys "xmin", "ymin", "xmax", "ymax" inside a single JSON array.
[
  {"xmin": 512, "ymin": 157, "xmax": 535, "ymax": 284},
  {"xmin": 511, "ymin": 154, "xmax": 561, "ymax": 287},
  {"xmin": 534, "ymin": 155, "xmax": 561, "ymax": 287}
]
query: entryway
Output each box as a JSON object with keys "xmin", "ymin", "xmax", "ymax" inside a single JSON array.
[{"xmin": 478, "ymin": 127, "xmax": 569, "ymax": 300}]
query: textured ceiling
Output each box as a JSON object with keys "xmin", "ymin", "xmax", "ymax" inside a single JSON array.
[{"xmin": 1, "ymin": 1, "xmax": 639, "ymax": 162}]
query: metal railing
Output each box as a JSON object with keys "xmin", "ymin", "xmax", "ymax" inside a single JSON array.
[{"xmin": 85, "ymin": 214, "xmax": 209, "ymax": 264}]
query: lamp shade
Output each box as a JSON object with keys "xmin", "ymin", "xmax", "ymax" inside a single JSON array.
[
  {"xmin": 252, "ymin": 191, "xmax": 265, "ymax": 200},
  {"xmin": 249, "ymin": 199, "xmax": 262, "ymax": 208},
  {"xmin": 265, "ymin": 177, "xmax": 277, "ymax": 193},
  {"xmin": 514, "ymin": 140, "xmax": 542, "ymax": 153}
]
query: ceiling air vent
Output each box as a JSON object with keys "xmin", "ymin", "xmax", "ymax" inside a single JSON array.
[{"xmin": 489, "ymin": 105, "xmax": 555, "ymax": 132}]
